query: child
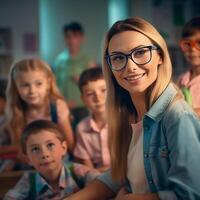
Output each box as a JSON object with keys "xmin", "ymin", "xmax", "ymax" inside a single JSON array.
[
  {"xmin": 73, "ymin": 67, "xmax": 110, "ymax": 184},
  {"xmin": 177, "ymin": 17, "xmax": 200, "ymax": 117},
  {"xmin": 0, "ymin": 58, "xmax": 74, "ymax": 172},
  {"xmin": 66, "ymin": 17, "xmax": 200, "ymax": 200},
  {"xmin": 54, "ymin": 22, "xmax": 95, "ymax": 129},
  {"xmin": 54, "ymin": 22, "xmax": 95, "ymax": 107},
  {"xmin": 4, "ymin": 120, "xmax": 79, "ymax": 199}
]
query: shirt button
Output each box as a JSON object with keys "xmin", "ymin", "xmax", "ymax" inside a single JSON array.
[
  {"xmin": 144, "ymin": 153, "xmax": 149, "ymax": 158},
  {"xmin": 149, "ymin": 180, "xmax": 154, "ymax": 184},
  {"xmin": 144, "ymin": 125, "xmax": 150, "ymax": 131}
]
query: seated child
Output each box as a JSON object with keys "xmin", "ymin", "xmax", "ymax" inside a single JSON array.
[
  {"xmin": 177, "ymin": 17, "xmax": 200, "ymax": 116},
  {"xmin": 4, "ymin": 120, "xmax": 79, "ymax": 199},
  {"xmin": 73, "ymin": 67, "xmax": 110, "ymax": 185}
]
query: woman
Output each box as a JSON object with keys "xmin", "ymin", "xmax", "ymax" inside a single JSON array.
[{"xmin": 66, "ymin": 17, "xmax": 200, "ymax": 200}]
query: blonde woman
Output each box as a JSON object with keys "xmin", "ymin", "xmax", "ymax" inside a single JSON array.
[
  {"xmin": 0, "ymin": 59, "xmax": 74, "ymax": 171},
  {"xmin": 66, "ymin": 17, "xmax": 200, "ymax": 200}
]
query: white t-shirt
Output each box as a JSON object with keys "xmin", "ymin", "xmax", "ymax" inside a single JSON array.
[{"xmin": 127, "ymin": 121, "xmax": 150, "ymax": 194}]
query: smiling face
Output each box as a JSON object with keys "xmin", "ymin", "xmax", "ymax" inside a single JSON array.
[
  {"xmin": 108, "ymin": 31, "xmax": 162, "ymax": 96},
  {"xmin": 181, "ymin": 32, "xmax": 200, "ymax": 68},
  {"xmin": 81, "ymin": 79, "xmax": 107, "ymax": 115},
  {"xmin": 15, "ymin": 70, "xmax": 50, "ymax": 107},
  {"xmin": 26, "ymin": 130, "xmax": 67, "ymax": 178}
]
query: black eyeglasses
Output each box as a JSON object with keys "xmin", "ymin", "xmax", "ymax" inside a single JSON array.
[{"xmin": 106, "ymin": 45, "xmax": 158, "ymax": 71}]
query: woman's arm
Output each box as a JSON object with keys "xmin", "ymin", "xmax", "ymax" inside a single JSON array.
[
  {"xmin": 65, "ymin": 179, "xmax": 115, "ymax": 200},
  {"xmin": 115, "ymin": 188, "xmax": 159, "ymax": 200},
  {"xmin": 162, "ymin": 109, "xmax": 200, "ymax": 199}
]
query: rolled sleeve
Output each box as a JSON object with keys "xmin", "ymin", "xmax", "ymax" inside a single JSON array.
[
  {"xmin": 97, "ymin": 170, "xmax": 121, "ymax": 193},
  {"xmin": 158, "ymin": 190, "xmax": 177, "ymax": 200}
]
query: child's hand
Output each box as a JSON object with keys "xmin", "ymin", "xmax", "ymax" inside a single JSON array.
[{"xmin": 115, "ymin": 187, "xmax": 128, "ymax": 200}]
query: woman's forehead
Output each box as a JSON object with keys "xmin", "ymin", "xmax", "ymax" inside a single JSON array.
[{"xmin": 108, "ymin": 31, "xmax": 152, "ymax": 53}]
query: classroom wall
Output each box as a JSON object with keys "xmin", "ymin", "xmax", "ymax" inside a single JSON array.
[
  {"xmin": 39, "ymin": 0, "xmax": 108, "ymax": 65},
  {"xmin": 0, "ymin": 0, "xmax": 39, "ymax": 62}
]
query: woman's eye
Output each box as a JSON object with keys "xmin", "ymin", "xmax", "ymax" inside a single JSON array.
[
  {"xmin": 47, "ymin": 143, "xmax": 55, "ymax": 149},
  {"xmin": 134, "ymin": 49, "xmax": 147, "ymax": 57},
  {"xmin": 111, "ymin": 55, "xmax": 125, "ymax": 62}
]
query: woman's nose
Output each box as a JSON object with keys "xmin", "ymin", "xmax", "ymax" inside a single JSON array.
[{"xmin": 125, "ymin": 57, "xmax": 138, "ymax": 72}]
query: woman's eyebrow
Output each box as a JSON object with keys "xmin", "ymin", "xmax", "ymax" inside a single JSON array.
[{"xmin": 110, "ymin": 45, "xmax": 147, "ymax": 55}]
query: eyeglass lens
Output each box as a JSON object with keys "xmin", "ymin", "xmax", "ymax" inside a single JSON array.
[
  {"xmin": 109, "ymin": 46, "xmax": 152, "ymax": 70},
  {"xmin": 180, "ymin": 39, "xmax": 200, "ymax": 51}
]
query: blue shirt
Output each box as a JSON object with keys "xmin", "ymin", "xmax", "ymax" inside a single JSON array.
[
  {"xmin": 98, "ymin": 83, "xmax": 200, "ymax": 200},
  {"xmin": 4, "ymin": 165, "xmax": 79, "ymax": 199}
]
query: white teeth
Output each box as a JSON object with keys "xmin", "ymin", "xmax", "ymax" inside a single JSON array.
[{"xmin": 125, "ymin": 74, "xmax": 143, "ymax": 81}]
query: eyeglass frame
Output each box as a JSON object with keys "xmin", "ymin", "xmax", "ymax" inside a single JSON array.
[
  {"xmin": 180, "ymin": 39, "xmax": 200, "ymax": 52},
  {"xmin": 105, "ymin": 45, "xmax": 159, "ymax": 71}
]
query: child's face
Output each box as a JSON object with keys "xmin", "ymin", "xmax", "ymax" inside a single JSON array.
[
  {"xmin": 181, "ymin": 32, "xmax": 200, "ymax": 67},
  {"xmin": 108, "ymin": 31, "xmax": 162, "ymax": 96},
  {"xmin": 26, "ymin": 130, "xmax": 67, "ymax": 177},
  {"xmin": 64, "ymin": 31, "xmax": 84, "ymax": 53},
  {"xmin": 81, "ymin": 79, "xmax": 107, "ymax": 115},
  {"xmin": 15, "ymin": 70, "xmax": 50, "ymax": 107}
]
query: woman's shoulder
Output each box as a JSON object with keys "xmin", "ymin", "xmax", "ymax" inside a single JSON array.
[{"xmin": 162, "ymin": 98, "xmax": 200, "ymax": 130}]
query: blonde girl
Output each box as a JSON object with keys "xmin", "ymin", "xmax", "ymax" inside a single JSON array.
[
  {"xmin": 0, "ymin": 58, "xmax": 74, "ymax": 170},
  {"xmin": 66, "ymin": 17, "xmax": 200, "ymax": 200}
]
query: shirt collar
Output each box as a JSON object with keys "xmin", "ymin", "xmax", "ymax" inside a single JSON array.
[
  {"xmin": 88, "ymin": 116, "xmax": 107, "ymax": 133},
  {"xmin": 145, "ymin": 83, "xmax": 177, "ymax": 122},
  {"xmin": 35, "ymin": 166, "xmax": 67, "ymax": 194}
]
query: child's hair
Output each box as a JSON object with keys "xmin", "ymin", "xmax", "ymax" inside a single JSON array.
[
  {"xmin": 63, "ymin": 22, "xmax": 84, "ymax": 35},
  {"xmin": 103, "ymin": 17, "xmax": 172, "ymax": 181},
  {"xmin": 78, "ymin": 67, "xmax": 104, "ymax": 93},
  {"xmin": 6, "ymin": 58, "xmax": 63, "ymax": 144},
  {"xmin": 182, "ymin": 17, "xmax": 200, "ymax": 38},
  {"xmin": 20, "ymin": 119, "xmax": 66, "ymax": 154}
]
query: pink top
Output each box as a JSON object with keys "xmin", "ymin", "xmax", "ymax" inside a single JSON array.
[
  {"xmin": 177, "ymin": 70, "xmax": 200, "ymax": 109},
  {"xmin": 73, "ymin": 116, "xmax": 110, "ymax": 174},
  {"xmin": 26, "ymin": 99, "xmax": 70, "ymax": 125}
]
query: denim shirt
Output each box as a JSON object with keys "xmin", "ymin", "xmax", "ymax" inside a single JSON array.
[{"xmin": 98, "ymin": 83, "xmax": 200, "ymax": 200}]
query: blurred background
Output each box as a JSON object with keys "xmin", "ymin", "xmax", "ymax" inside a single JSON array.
[{"xmin": 0, "ymin": 0, "xmax": 200, "ymax": 79}]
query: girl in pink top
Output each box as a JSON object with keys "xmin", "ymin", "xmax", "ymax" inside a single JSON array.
[{"xmin": 178, "ymin": 17, "xmax": 200, "ymax": 116}]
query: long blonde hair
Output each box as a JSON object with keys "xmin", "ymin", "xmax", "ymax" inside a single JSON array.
[
  {"xmin": 6, "ymin": 58, "xmax": 63, "ymax": 144},
  {"xmin": 103, "ymin": 17, "xmax": 172, "ymax": 181}
]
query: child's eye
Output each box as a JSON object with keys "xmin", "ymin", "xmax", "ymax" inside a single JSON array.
[
  {"xmin": 101, "ymin": 88, "xmax": 107, "ymax": 93},
  {"xmin": 86, "ymin": 92, "xmax": 94, "ymax": 96},
  {"xmin": 47, "ymin": 143, "xmax": 55, "ymax": 150},
  {"xmin": 31, "ymin": 147, "xmax": 40, "ymax": 153},
  {"xmin": 36, "ymin": 82, "xmax": 43, "ymax": 86},
  {"xmin": 20, "ymin": 84, "xmax": 29, "ymax": 88}
]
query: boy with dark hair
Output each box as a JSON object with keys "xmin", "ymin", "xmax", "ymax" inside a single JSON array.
[
  {"xmin": 4, "ymin": 120, "xmax": 79, "ymax": 199},
  {"xmin": 178, "ymin": 17, "xmax": 200, "ymax": 116},
  {"xmin": 73, "ymin": 67, "xmax": 110, "ymax": 185},
  {"xmin": 54, "ymin": 21, "xmax": 95, "ymax": 129},
  {"xmin": 54, "ymin": 21, "xmax": 95, "ymax": 108}
]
